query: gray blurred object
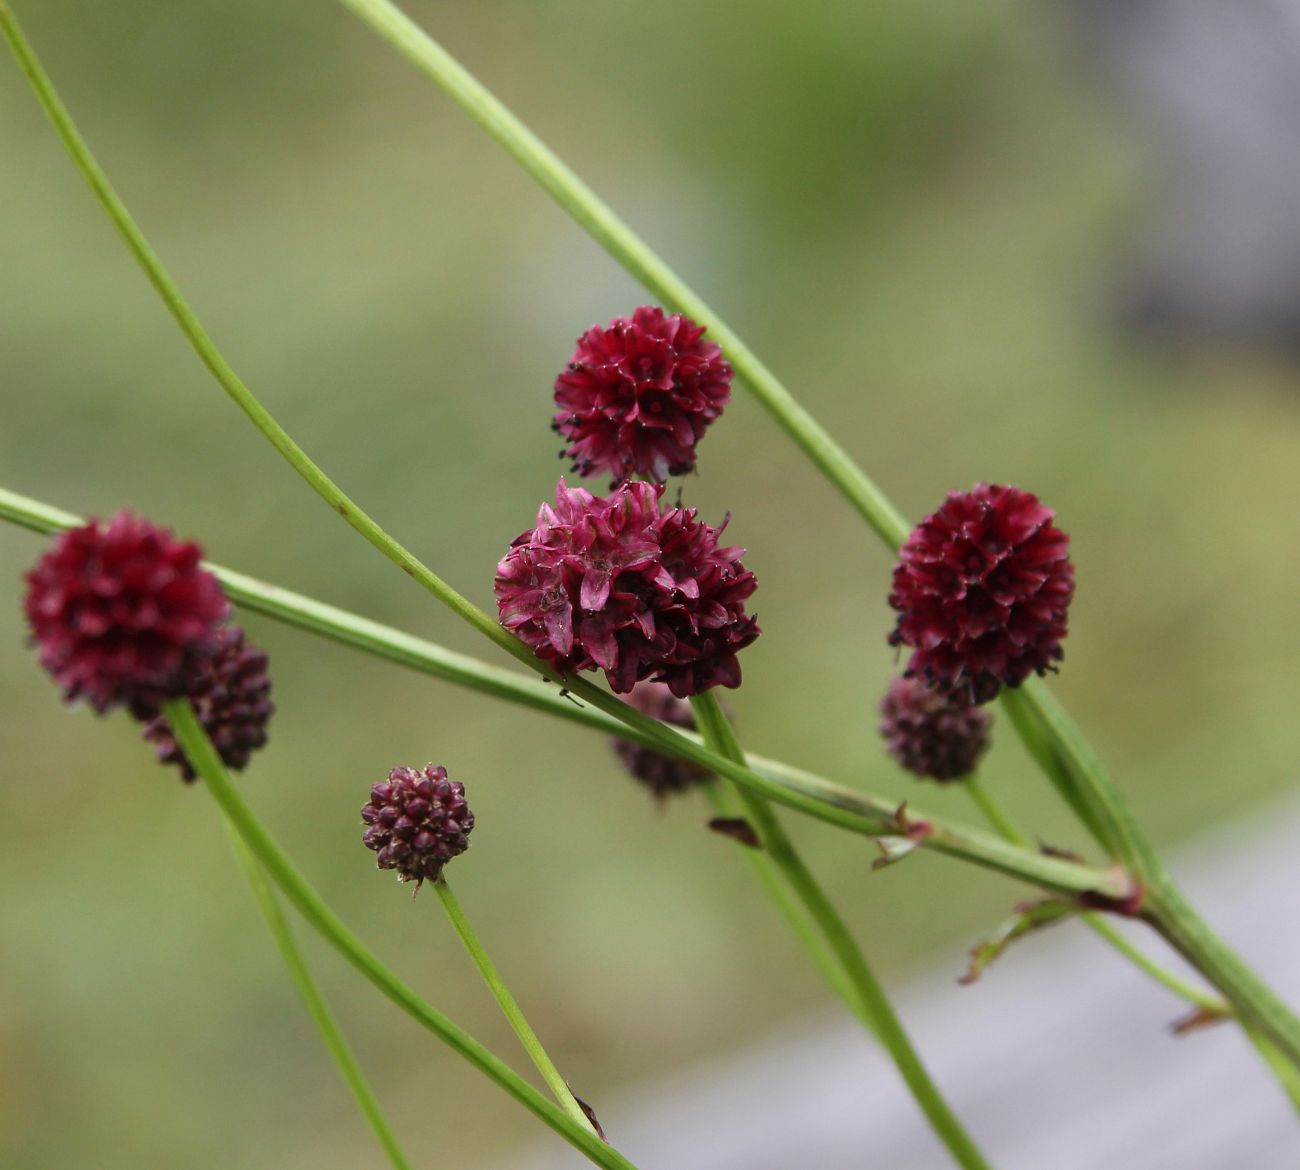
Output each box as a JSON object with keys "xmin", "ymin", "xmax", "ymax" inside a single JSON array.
[
  {"xmin": 502, "ymin": 798, "xmax": 1300, "ymax": 1169},
  {"xmin": 1069, "ymin": 0, "xmax": 1300, "ymax": 351}
]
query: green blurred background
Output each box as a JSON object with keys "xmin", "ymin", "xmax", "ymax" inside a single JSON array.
[{"xmin": 3, "ymin": 2, "xmax": 1300, "ymax": 1167}]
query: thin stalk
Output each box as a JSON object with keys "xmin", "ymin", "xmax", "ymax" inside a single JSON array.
[
  {"xmin": 691, "ymin": 693, "xmax": 993, "ymax": 1170},
  {"xmin": 225, "ymin": 825, "xmax": 415, "ymax": 1170},
  {"xmin": 1143, "ymin": 880, "xmax": 1300, "ymax": 1070},
  {"xmin": 1083, "ymin": 918, "xmax": 1225, "ymax": 1017},
  {"xmin": 433, "ymin": 878, "xmax": 598, "ymax": 1138},
  {"xmin": 0, "ymin": 485, "xmax": 1137, "ymax": 903},
  {"xmin": 318, "ymin": 0, "xmax": 1300, "ymax": 1067},
  {"xmin": 961, "ymin": 777, "xmax": 1226, "ymax": 1016},
  {"xmin": 161, "ymin": 698, "xmax": 638, "ymax": 1170},
  {"xmin": 700, "ymin": 781, "xmax": 859, "ymax": 1018},
  {"xmin": 1246, "ymin": 1032, "xmax": 1300, "ymax": 1115},
  {"xmin": 962, "ymin": 776, "xmax": 1027, "ymax": 848}
]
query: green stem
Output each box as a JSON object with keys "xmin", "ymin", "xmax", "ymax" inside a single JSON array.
[
  {"xmin": 433, "ymin": 878, "xmax": 598, "ymax": 1138},
  {"xmin": 1081, "ymin": 917, "xmax": 1224, "ymax": 1017},
  {"xmin": 225, "ymin": 825, "xmax": 415, "ymax": 1170},
  {"xmin": 691, "ymin": 693, "xmax": 993, "ymax": 1170},
  {"xmin": 1246, "ymin": 1031, "xmax": 1300, "ymax": 1115},
  {"xmin": 1142, "ymin": 880, "xmax": 1300, "ymax": 1070},
  {"xmin": 962, "ymin": 777, "xmax": 1227, "ymax": 1016},
  {"xmin": 160, "ymin": 698, "xmax": 637, "ymax": 1170},
  {"xmin": 700, "ymin": 781, "xmax": 860, "ymax": 1017},
  {"xmin": 0, "ymin": 486, "xmax": 1131, "ymax": 904},
  {"xmin": 962, "ymin": 776, "xmax": 1029, "ymax": 848}
]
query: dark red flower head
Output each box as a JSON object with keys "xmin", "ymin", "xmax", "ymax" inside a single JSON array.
[
  {"xmin": 24, "ymin": 511, "xmax": 229, "ymax": 716},
  {"xmin": 611, "ymin": 681, "xmax": 713, "ymax": 798},
  {"xmin": 553, "ymin": 306, "xmax": 733, "ymax": 483},
  {"xmin": 888, "ymin": 484, "xmax": 1074, "ymax": 703},
  {"xmin": 495, "ymin": 479, "xmax": 759, "ymax": 698},
  {"xmin": 362, "ymin": 764, "xmax": 474, "ymax": 886},
  {"xmin": 143, "ymin": 626, "xmax": 274, "ymax": 781},
  {"xmin": 879, "ymin": 675, "xmax": 991, "ymax": 782}
]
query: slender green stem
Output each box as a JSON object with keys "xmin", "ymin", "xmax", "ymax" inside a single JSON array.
[
  {"xmin": 961, "ymin": 777, "xmax": 1227, "ymax": 1016},
  {"xmin": 1246, "ymin": 1031, "xmax": 1300, "ymax": 1115},
  {"xmin": 0, "ymin": 486, "xmax": 1127, "ymax": 902},
  {"xmin": 1142, "ymin": 880, "xmax": 1300, "ymax": 1068},
  {"xmin": 433, "ymin": 878, "xmax": 598, "ymax": 1138},
  {"xmin": 691, "ymin": 693, "xmax": 993, "ymax": 1170},
  {"xmin": 1080, "ymin": 915, "xmax": 1223, "ymax": 1017},
  {"xmin": 963, "ymin": 776, "xmax": 1029, "ymax": 848},
  {"xmin": 160, "ymin": 698, "xmax": 637, "ymax": 1170},
  {"xmin": 700, "ymin": 781, "xmax": 860, "ymax": 1018},
  {"xmin": 225, "ymin": 825, "xmax": 415, "ymax": 1170}
]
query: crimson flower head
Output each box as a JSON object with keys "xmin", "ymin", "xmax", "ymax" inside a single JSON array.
[
  {"xmin": 143, "ymin": 626, "xmax": 274, "ymax": 781},
  {"xmin": 362, "ymin": 764, "xmax": 474, "ymax": 886},
  {"xmin": 24, "ymin": 511, "xmax": 229, "ymax": 716},
  {"xmin": 611, "ymin": 681, "xmax": 713, "ymax": 798},
  {"xmin": 553, "ymin": 306, "xmax": 733, "ymax": 483},
  {"xmin": 888, "ymin": 484, "xmax": 1074, "ymax": 704},
  {"xmin": 495, "ymin": 479, "xmax": 759, "ymax": 697},
  {"xmin": 879, "ymin": 676, "xmax": 991, "ymax": 782}
]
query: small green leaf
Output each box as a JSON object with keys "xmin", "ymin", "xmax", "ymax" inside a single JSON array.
[{"xmin": 960, "ymin": 900, "xmax": 1075, "ymax": 985}]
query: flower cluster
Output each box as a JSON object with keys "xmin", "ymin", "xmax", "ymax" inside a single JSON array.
[
  {"xmin": 553, "ymin": 306, "xmax": 733, "ymax": 483},
  {"xmin": 887, "ymin": 484, "xmax": 1074, "ymax": 704},
  {"xmin": 878, "ymin": 675, "xmax": 991, "ymax": 782},
  {"xmin": 361, "ymin": 764, "xmax": 474, "ymax": 885},
  {"xmin": 611, "ymin": 681, "xmax": 713, "ymax": 797},
  {"xmin": 24, "ymin": 511, "xmax": 229, "ymax": 716},
  {"xmin": 495, "ymin": 479, "xmax": 759, "ymax": 697},
  {"xmin": 143, "ymin": 626, "xmax": 274, "ymax": 781},
  {"xmin": 24, "ymin": 512, "xmax": 274, "ymax": 780}
]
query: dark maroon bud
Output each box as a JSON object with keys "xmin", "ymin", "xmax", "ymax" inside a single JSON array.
[
  {"xmin": 879, "ymin": 676, "xmax": 992, "ymax": 782},
  {"xmin": 361, "ymin": 765, "xmax": 474, "ymax": 886},
  {"xmin": 611, "ymin": 681, "xmax": 713, "ymax": 798},
  {"xmin": 142, "ymin": 626, "xmax": 273, "ymax": 781}
]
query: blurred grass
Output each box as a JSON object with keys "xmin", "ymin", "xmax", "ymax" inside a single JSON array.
[{"xmin": 3, "ymin": 1, "xmax": 1300, "ymax": 1167}]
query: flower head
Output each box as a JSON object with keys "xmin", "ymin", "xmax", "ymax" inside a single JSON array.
[
  {"xmin": 24, "ymin": 511, "xmax": 229, "ymax": 716},
  {"xmin": 361, "ymin": 764, "xmax": 474, "ymax": 886},
  {"xmin": 878, "ymin": 675, "xmax": 991, "ymax": 781},
  {"xmin": 553, "ymin": 306, "xmax": 733, "ymax": 483},
  {"xmin": 888, "ymin": 484, "xmax": 1074, "ymax": 703},
  {"xmin": 611, "ymin": 681, "xmax": 713, "ymax": 798},
  {"xmin": 495, "ymin": 480, "xmax": 759, "ymax": 697},
  {"xmin": 143, "ymin": 626, "xmax": 274, "ymax": 781}
]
